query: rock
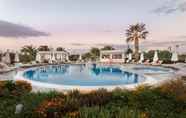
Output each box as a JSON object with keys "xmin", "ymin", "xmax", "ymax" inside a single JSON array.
[{"xmin": 15, "ymin": 104, "xmax": 23, "ymax": 114}]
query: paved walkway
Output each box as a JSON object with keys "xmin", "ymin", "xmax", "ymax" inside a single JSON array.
[{"xmin": 0, "ymin": 71, "xmax": 17, "ymax": 80}]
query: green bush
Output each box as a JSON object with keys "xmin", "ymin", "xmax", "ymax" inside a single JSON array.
[
  {"xmin": 79, "ymin": 89, "xmax": 112, "ymax": 107},
  {"xmin": 0, "ymin": 79, "xmax": 186, "ymax": 118},
  {"xmin": 15, "ymin": 80, "xmax": 32, "ymax": 94},
  {"xmin": 178, "ymin": 54, "xmax": 186, "ymax": 62},
  {"xmin": 159, "ymin": 79, "xmax": 186, "ymax": 101},
  {"xmin": 0, "ymin": 80, "xmax": 32, "ymax": 97},
  {"xmin": 158, "ymin": 50, "xmax": 172, "ymax": 62},
  {"xmin": 79, "ymin": 106, "xmax": 141, "ymax": 118},
  {"xmin": 144, "ymin": 50, "xmax": 172, "ymax": 63}
]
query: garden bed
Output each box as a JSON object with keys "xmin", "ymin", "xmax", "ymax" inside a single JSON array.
[{"xmin": 0, "ymin": 78, "xmax": 186, "ymax": 118}]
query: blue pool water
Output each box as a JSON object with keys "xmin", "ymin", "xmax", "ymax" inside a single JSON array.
[
  {"xmin": 23, "ymin": 64, "xmax": 145, "ymax": 86},
  {"xmin": 132, "ymin": 67, "xmax": 172, "ymax": 73}
]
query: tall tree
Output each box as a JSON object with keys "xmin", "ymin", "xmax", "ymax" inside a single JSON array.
[
  {"xmin": 126, "ymin": 23, "xmax": 148, "ymax": 60},
  {"xmin": 20, "ymin": 45, "xmax": 37, "ymax": 63},
  {"xmin": 90, "ymin": 48, "xmax": 100, "ymax": 61}
]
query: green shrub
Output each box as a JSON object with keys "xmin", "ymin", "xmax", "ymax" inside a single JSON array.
[
  {"xmin": 0, "ymin": 79, "xmax": 186, "ymax": 118},
  {"xmin": 144, "ymin": 50, "xmax": 172, "ymax": 63},
  {"xmin": 159, "ymin": 79, "xmax": 186, "ymax": 101},
  {"xmin": 79, "ymin": 89, "xmax": 112, "ymax": 107},
  {"xmin": 79, "ymin": 106, "xmax": 141, "ymax": 118},
  {"xmin": 4, "ymin": 80, "xmax": 16, "ymax": 91},
  {"xmin": 0, "ymin": 80, "xmax": 32, "ymax": 97},
  {"xmin": 35, "ymin": 96, "xmax": 80, "ymax": 118},
  {"xmin": 178, "ymin": 54, "xmax": 186, "ymax": 62},
  {"xmin": 0, "ymin": 80, "xmax": 15, "ymax": 97},
  {"xmin": 15, "ymin": 80, "xmax": 32, "ymax": 94},
  {"xmin": 158, "ymin": 50, "xmax": 172, "ymax": 62}
]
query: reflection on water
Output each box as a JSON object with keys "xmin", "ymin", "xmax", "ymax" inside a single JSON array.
[{"xmin": 24, "ymin": 64, "xmax": 144, "ymax": 86}]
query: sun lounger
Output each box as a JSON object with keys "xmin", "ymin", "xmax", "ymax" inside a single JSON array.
[
  {"xmin": 152, "ymin": 60, "xmax": 163, "ymax": 66},
  {"xmin": 144, "ymin": 60, "xmax": 150, "ymax": 65}
]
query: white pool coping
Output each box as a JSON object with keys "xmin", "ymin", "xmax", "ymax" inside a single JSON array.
[{"xmin": 14, "ymin": 65, "xmax": 175, "ymax": 92}]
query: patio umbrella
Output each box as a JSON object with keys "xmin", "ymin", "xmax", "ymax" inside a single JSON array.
[
  {"xmin": 128, "ymin": 53, "xmax": 132, "ymax": 61},
  {"xmin": 56, "ymin": 54, "xmax": 61, "ymax": 60},
  {"xmin": 36, "ymin": 53, "xmax": 41, "ymax": 62},
  {"xmin": 79, "ymin": 54, "xmax": 82, "ymax": 60},
  {"xmin": 49, "ymin": 54, "xmax": 53, "ymax": 63},
  {"xmin": 140, "ymin": 52, "xmax": 144, "ymax": 62},
  {"xmin": 51, "ymin": 53, "xmax": 56, "ymax": 61},
  {"xmin": 14, "ymin": 51, "xmax": 19, "ymax": 62},
  {"xmin": 171, "ymin": 52, "xmax": 178, "ymax": 62},
  {"xmin": 153, "ymin": 51, "xmax": 158, "ymax": 63}
]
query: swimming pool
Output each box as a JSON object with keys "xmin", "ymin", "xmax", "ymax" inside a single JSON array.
[
  {"xmin": 23, "ymin": 64, "xmax": 146, "ymax": 86},
  {"xmin": 132, "ymin": 66, "xmax": 173, "ymax": 74}
]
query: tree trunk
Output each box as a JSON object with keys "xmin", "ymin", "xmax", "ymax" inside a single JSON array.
[{"xmin": 134, "ymin": 38, "xmax": 139, "ymax": 61}]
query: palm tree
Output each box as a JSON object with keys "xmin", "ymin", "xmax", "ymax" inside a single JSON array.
[{"xmin": 126, "ymin": 23, "xmax": 148, "ymax": 60}]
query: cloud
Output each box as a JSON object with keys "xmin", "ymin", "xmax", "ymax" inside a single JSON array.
[
  {"xmin": 0, "ymin": 20, "xmax": 49, "ymax": 38},
  {"xmin": 153, "ymin": 0, "xmax": 186, "ymax": 14}
]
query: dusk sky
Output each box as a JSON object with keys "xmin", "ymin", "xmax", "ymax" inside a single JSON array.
[{"xmin": 0, "ymin": 0, "xmax": 186, "ymax": 51}]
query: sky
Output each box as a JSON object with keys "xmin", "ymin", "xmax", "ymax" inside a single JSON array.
[{"xmin": 0, "ymin": 0, "xmax": 186, "ymax": 52}]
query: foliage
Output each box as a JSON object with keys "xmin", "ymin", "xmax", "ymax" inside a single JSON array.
[
  {"xmin": 9, "ymin": 52, "xmax": 15, "ymax": 64},
  {"xmin": 82, "ymin": 48, "xmax": 100, "ymax": 61},
  {"xmin": 82, "ymin": 52, "xmax": 92, "ymax": 61},
  {"xmin": 144, "ymin": 50, "xmax": 154, "ymax": 61},
  {"xmin": 0, "ymin": 53, "xmax": 2, "ymax": 62},
  {"xmin": 144, "ymin": 50, "xmax": 172, "ymax": 63},
  {"xmin": 90, "ymin": 47, "xmax": 100, "ymax": 61},
  {"xmin": 35, "ymin": 91, "xmax": 80, "ymax": 118},
  {"xmin": 0, "ymin": 80, "xmax": 32, "ymax": 97},
  {"xmin": 101, "ymin": 46, "xmax": 115, "ymax": 50},
  {"xmin": 126, "ymin": 23, "xmax": 149, "ymax": 60},
  {"xmin": 69, "ymin": 55, "xmax": 79, "ymax": 61},
  {"xmin": 159, "ymin": 79, "xmax": 186, "ymax": 101},
  {"xmin": 56, "ymin": 47, "xmax": 66, "ymax": 51},
  {"xmin": 158, "ymin": 50, "xmax": 172, "ymax": 63},
  {"xmin": 38, "ymin": 45, "xmax": 50, "ymax": 51},
  {"xmin": 79, "ymin": 106, "xmax": 141, "ymax": 118},
  {"xmin": 35, "ymin": 97, "xmax": 65, "ymax": 118},
  {"xmin": 0, "ymin": 91, "xmax": 60, "ymax": 118},
  {"xmin": 178, "ymin": 54, "xmax": 186, "ymax": 62},
  {"xmin": 15, "ymin": 80, "xmax": 32, "ymax": 94},
  {"xmin": 78, "ymin": 89, "xmax": 112, "ymax": 107},
  {"xmin": 0, "ymin": 79, "xmax": 186, "ymax": 118},
  {"xmin": 125, "ymin": 47, "xmax": 133, "ymax": 54},
  {"xmin": 20, "ymin": 45, "xmax": 37, "ymax": 63}
]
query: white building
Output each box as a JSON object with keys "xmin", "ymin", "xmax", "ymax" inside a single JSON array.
[
  {"xmin": 100, "ymin": 50, "xmax": 125, "ymax": 63},
  {"xmin": 37, "ymin": 49, "xmax": 69, "ymax": 63}
]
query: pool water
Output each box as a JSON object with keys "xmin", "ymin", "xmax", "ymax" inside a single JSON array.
[
  {"xmin": 132, "ymin": 67, "xmax": 172, "ymax": 74},
  {"xmin": 23, "ymin": 64, "xmax": 145, "ymax": 86}
]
